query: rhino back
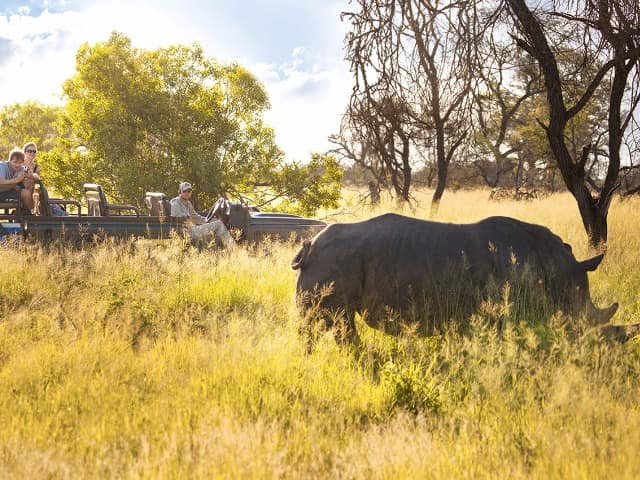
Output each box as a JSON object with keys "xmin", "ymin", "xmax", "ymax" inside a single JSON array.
[
  {"xmin": 474, "ymin": 217, "xmax": 581, "ymax": 281},
  {"xmin": 297, "ymin": 214, "xmax": 585, "ymax": 315},
  {"xmin": 299, "ymin": 214, "xmax": 474, "ymax": 313}
]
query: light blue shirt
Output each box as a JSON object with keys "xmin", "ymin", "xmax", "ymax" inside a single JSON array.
[{"xmin": 0, "ymin": 161, "xmax": 25, "ymax": 192}]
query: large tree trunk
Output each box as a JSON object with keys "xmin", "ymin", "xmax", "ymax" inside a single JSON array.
[
  {"xmin": 506, "ymin": 0, "xmax": 637, "ymax": 251},
  {"xmin": 430, "ymin": 123, "xmax": 448, "ymax": 217},
  {"xmin": 400, "ymin": 134, "xmax": 412, "ymax": 202},
  {"xmin": 572, "ymin": 182, "xmax": 611, "ymax": 249}
]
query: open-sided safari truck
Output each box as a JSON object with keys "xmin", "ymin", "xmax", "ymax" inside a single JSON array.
[{"xmin": 0, "ymin": 183, "xmax": 326, "ymax": 244}]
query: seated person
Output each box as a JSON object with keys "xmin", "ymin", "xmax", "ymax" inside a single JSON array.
[
  {"xmin": 22, "ymin": 142, "xmax": 42, "ymax": 212},
  {"xmin": 22, "ymin": 143, "xmax": 41, "ymax": 191},
  {"xmin": 170, "ymin": 181, "xmax": 234, "ymax": 247},
  {"xmin": 0, "ymin": 149, "xmax": 35, "ymax": 213}
]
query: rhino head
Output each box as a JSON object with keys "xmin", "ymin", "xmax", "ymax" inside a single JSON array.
[{"xmin": 576, "ymin": 253, "xmax": 618, "ymax": 324}]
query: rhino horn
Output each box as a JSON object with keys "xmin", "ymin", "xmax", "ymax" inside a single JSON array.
[
  {"xmin": 579, "ymin": 253, "xmax": 605, "ymax": 272},
  {"xmin": 599, "ymin": 321, "xmax": 640, "ymax": 343},
  {"xmin": 589, "ymin": 302, "xmax": 619, "ymax": 324}
]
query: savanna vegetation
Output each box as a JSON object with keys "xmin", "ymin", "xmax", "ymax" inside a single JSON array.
[
  {"xmin": 1, "ymin": 3, "xmax": 639, "ymax": 476},
  {"xmin": 1, "ymin": 189, "xmax": 640, "ymax": 478}
]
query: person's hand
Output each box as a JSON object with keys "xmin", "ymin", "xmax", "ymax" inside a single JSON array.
[{"xmin": 15, "ymin": 171, "xmax": 26, "ymax": 182}]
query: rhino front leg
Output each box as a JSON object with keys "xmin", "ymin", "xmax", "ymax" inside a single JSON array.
[
  {"xmin": 333, "ymin": 309, "xmax": 361, "ymax": 348},
  {"xmin": 299, "ymin": 307, "xmax": 361, "ymax": 352}
]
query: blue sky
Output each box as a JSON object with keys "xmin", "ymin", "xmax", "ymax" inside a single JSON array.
[{"xmin": 0, "ymin": 0, "xmax": 353, "ymax": 160}]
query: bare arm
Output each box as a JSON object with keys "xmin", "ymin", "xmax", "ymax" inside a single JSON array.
[
  {"xmin": 188, "ymin": 204, "xmax": 207, "ymax": 225},
  {"xmin": 0, "ymin": 171, "xmax": 26, "ymax": 186},
  {"xmin": 25, "ymin": 163, "xmax": 41, "ymax": 181}
]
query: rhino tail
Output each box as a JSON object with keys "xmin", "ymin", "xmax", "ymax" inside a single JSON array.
[
  {"xmin": 579, "ymin": 253, "xmax": 604, "ymax": 272},
  {"xmin": 292, "ymin": 240, "xmax": 312, "ymax": 270}
]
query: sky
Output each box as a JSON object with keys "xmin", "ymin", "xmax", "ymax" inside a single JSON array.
[{"xmin": 0, "ymin": 0, "xmax": 353, "ymax": 161}]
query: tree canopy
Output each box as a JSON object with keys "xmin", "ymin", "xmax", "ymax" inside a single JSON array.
[
  {"xmin": 0, "ymin": 101, "xmax": 62, "ymax": 156},
  {"xmin": 31, "ymin": 32, "xmax": 340, "ymax": 214}
]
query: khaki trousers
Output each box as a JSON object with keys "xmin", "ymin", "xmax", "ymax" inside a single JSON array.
[{"xmin": 188, "ymin": 220, "xmax": 235, "ymax": 247}]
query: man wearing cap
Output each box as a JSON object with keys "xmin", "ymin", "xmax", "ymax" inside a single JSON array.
[{"xmin": 170, "ymin": 181, "xmax": 234, "ymax": 247}]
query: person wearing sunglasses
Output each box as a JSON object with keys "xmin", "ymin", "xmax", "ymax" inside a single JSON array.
[
  {"xmin": 21, "ymin": 142, "xmax": 42, "ymax": 211},
  {"xmin": 22, "ymin": 142, "xmax": 40, "ymax": 174},
  {"xmin": 170, "ymin": 181, "xmax": 234, "ymax": 247},
  {"xmin": 0, "ymin": 148, "xmax": 36, "ymax": 213}
]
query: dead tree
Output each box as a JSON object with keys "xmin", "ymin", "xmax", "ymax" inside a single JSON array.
[
  {"xmin": 341, "ymin": 0, "xmax": 475, "ymax": 214},
  {"xmin": 332, "ymin": 94, "xmax": 415, "ymax": 202},
  {"xmin": 471, "ymin": 15, "xmax": 544, "ymax": 188}
]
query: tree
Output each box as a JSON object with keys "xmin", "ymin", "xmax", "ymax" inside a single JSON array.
[
  {"xmin": 263, "ymin": 153, "xmax": 343, "ymax": 217},
  {"xmin": 0, "ymin": 101, "xmax": 62, "ymax": 156},
  {"xmin": 47, "ymin": 32, "xmax": 339, "ymax": 215},
  {"xmin": 620, "ymin": 114, "xmax": 640, "ymax": 195},
  {"xmin": 470, "ymin": 19, "xmax": 544, "ymax": 189},
  {"xmin": 340, "ymin": 0, "xmax": 475, "ymax": 214},
  {"xmin": 505, "ymin": 0, "xmax": 640, "ymax": 249},
  {"xmin": 331, "ymin": 94, "xmax": 418, "ymax": 203}
]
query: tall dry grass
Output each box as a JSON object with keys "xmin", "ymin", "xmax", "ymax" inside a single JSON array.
[{"xmin": 0, "ymin": 189, "xmax": 639, "ymax": 478}]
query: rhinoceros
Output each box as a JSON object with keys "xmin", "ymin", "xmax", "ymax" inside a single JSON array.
[{"xmin": 292, "ymin": 214, "xmax": 626, "ymax": 348}]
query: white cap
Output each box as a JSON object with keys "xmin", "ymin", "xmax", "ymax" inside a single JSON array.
[{"xmin": 179, "ymin": 181, "xmax": 192, "ymax": 192}]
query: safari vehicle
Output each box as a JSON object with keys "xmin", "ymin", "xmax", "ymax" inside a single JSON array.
[
  {"xmin": 0, "ymin": 183, "xmax": 326, "ymax": 244},
  {"xmin": 206, "ymin": 197, "xmax": 327, "ymax": 242}
]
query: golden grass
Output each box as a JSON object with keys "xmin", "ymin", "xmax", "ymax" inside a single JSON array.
[{"xmin": 1, "ymin": 189, "xmax": 639, "ymax": 478}]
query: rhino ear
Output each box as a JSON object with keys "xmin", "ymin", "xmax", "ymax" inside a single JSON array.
[{"xmin": 579, "ymin": 253, "xmax": 604, "ymax": 272}]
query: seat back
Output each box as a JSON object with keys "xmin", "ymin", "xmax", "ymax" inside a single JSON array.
[
  {"xmin": 145, "ymin": 192, "xmax": 171, "ymax": 217},
  {"xmin": 228, "ymin": 202, "xmax": 252, "ymax": 230},
  {"xmin": 37, "ymin": 182, "xmax": 81, "ymax": 216},
  {"xmin": 36, "ymin": 183, "xmax": 52, "ymax": 216},
  {"xmin": 0, "ymin": 201, "xmax": 19, "ymax": 215},
  {"xmin": 83, "ymin": 183, "xmax": 107, "ymax": 216}
]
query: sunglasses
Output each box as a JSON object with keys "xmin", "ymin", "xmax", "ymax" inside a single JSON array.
[
  {"xmin": 182, "ymin": 189, "xmax": 192, "ymax": 192},
  {"xmin": 25, "ymin": 149, "xmax": 37, "ymax": 154}
]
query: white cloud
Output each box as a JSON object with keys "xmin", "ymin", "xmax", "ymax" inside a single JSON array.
[
  {"xmin": 0, "ymin": 5, "xmax": 177, "ymax": 104},
  {"xmin": 254, "ymin": 47, "xmax": 351, "ymax": 161}
]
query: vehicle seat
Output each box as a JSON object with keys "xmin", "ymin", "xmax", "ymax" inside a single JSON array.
[
  {"xmin": 36, "ymin": 182, "xmax": 81, "ymax": 216},
  {"xmin": 0, "ymin": 198, "xmax": 21, "ymax": 217},
  {"xmin": 83, "ymin": 183, "xmax": 140, "ymax": 216},
  {"xmin": 228, "ymin": 202, "xmax": 252, "ymax": 230},
  {"xmin": 144, "ymin": 192, "xmax": 171, "ymax": 217}
]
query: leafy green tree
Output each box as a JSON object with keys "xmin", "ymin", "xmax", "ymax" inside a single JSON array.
[
  {"xmin": 258, "ymin": 153, "xmax": 343, "ymax": 217},
  {"xmin": 48, "ymin": 32, "xmax": 339, "ymax": 214},
  {"xmin": 0, "ymin": 101, "xmax": 62, "ymax": 157}
]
